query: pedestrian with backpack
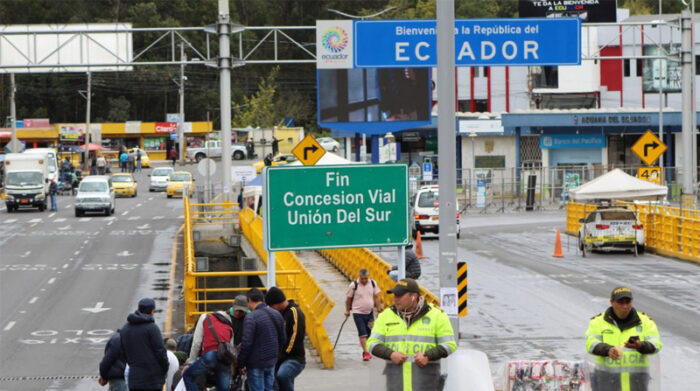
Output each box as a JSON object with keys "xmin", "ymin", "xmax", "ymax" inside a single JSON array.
[
  {"xmin": 345, "ymin": 268, "xmax": 383, "ymax": 361},
  {"xmin": 183, "ymin": 310, "xmax": 235, "ymax": 391}
]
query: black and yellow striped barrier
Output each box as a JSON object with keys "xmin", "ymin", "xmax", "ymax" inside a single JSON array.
[{"xmin": 457, "ymin": 261, "xmax": 468, "ymax": 317}]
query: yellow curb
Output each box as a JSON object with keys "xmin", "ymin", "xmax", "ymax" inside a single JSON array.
[{"xmin": 164, "ymin": 224, "xmax": 185, "ymax": 337}]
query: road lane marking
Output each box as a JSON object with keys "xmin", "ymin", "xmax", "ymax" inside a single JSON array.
[
  {"xmin": 4, "ymin": 321, "xmax": 16, "ymax": 331},
  {"xmin": 29, "ymin": 297, "xmax": 38, "ymax": 304},
  {"xmin": 105, "ymin": 217, "xmax": 116, "ymax": 221},
  {"xmin": 107, "ymin": 221, "xmax": 114, "ymax": 226},
  {"xmin": 79, "ymin": 217, "xmax": 92, "ymax": 222},
  {"xmin": 5, "ymin": 219, "xmax": 17, "ymax": 223},
  {"xmin": 49, "ymin": 213, "xmax": 56, "ymax": 218},
  {"xmin": 148, "ymin": 197, "xmax": 154, "ymax": 200},
  {"xmin": 152, "ymin": 216, "xmax": 164, "ymax": 220},
  {"xmin": 28, "ymin": 218, "xmax": 42, "ymax": 223},
  {"xmin": 65, "ymin": 205, "xmax": 72, "ymax": 209},
  {"xmin": 54, "ymin": 218, "xmax": 66, "ymax": 223},
  {"xmin": 83, "ymin": 240, "xmax": 89, "ymax": 244},
  {"xmin": 128, "ymin": 216, "xmax": 140, "ymax": 220},
  {"xmin": 20, "ymin": 251, "xmax": 31, "ymax": 258},
  {"xmin": 62, "ymin": 264, "xmax": 69, "ymax": 269},
  {"xmin": 121, "ymin": 211, "xmax": 129, "ymax": 216},
  {"xmin": 136, "ymin": 203, "xmax": 142, "ymax": 207},
  {"xmin": 74, "ymin": 251, "xmax": 80, "ymax": 255},
  {"xmin": 47, "ymin": 278, "xmax": 56, "ymax": 284}
]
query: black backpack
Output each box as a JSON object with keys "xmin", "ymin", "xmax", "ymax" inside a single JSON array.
[{"xmin": 350, "ymin": 279, "xmax": 376, "ymax": 306}]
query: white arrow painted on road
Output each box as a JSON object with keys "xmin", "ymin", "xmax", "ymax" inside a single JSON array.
[
  {"xmin": 82, "ymin": 302, "xmax": 111, "ymax": 314},
  {"xmin": 116, "ymin": 251, "xmax": 134, "ymax": 257},
  {"xmin": 136, "ymin": 224, "xmax": 151, "ymax": 230}
]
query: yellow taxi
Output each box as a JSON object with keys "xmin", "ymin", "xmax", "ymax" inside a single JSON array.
[
  {"xmin": 111, "ymin": 173, "xmax": 138, "ymax": 197},
  {"xmin": 252, "ymin": 153, "xmax": 298, "ymax": 174},
  {"xmin": 166, "ymin": 171, "xmax": 194, "ymax": 198},
  {"xmin": 128, "ymin": 148, "xmax": 150, "ymax": 168}
]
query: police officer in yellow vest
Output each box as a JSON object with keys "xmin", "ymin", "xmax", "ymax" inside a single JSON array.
[
  {"xmin": 585, "ymin": 286, "xmax": 662, "ymax": 391},
  {"xmin": 367, "ymin": 278, "xmax": 457, "ymax": 391}
]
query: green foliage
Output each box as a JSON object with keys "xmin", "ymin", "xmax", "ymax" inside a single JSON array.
[
  {"xmin": 104, "ymin": 96, "xmax": 131, "ymax": 122},
  {"xmin": 232, "ymin": 67, "xmax": 279, "ymax": 128}
]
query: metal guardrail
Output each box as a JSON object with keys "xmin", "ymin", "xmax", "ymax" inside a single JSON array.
[
  {"xmin": 182, "ymin": 197, "xmax": 299, "ymax": 330},
  {"xmin": 566, "ymin": 201, "xmax": 700, "ymax": 263},
  {"xmin": 239, "ymin": 208, "xmax": 336, "ymax": 369},
  {"xmin": 318, "ymin": 248, "xmax": 440, "ymax": 309}
]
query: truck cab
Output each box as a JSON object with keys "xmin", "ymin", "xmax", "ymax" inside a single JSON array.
[
  {"xmin": 186, "ymin": 140, "xmax": 247, "ymax": 162},
  {"xmin": 3, "ymin": 153, "xmax": 50, "ymax": 212}
]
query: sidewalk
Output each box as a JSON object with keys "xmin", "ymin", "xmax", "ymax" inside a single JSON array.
[{"xmin": 293, "ymin": 250, "xmax": 385, "ymax": 390}]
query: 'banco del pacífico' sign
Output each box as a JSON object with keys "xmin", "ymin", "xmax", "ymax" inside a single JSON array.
[{"xmin": 263, "ymin": 164, "xmax": 409, "ymax": 251}]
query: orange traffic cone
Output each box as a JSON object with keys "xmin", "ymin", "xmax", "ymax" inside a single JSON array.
[
  {"xmin": 415, "ymin": 231, "xmax": 425, "ymax": 259},
  {"xmin": 553, "ymin": 229, "xmax": 564, "ymax": 258}
]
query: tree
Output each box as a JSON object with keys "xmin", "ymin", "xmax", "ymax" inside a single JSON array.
[
  {"xmin": 232, "ymin": 67, "xmax": 279, "ymax": 128},
  {"xmin": 104, "ymin": 96, "xmax": 131, "ymax": 122}
]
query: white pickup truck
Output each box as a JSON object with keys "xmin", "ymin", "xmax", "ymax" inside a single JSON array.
[{"xmin": 186, "ymin": 140, "xmax": 248, "ymax": 162}]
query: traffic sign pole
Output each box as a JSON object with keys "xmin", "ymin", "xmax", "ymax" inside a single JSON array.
[{"xmin": 437, "ymin": 0, "xmax": 459, "ymax": 335}]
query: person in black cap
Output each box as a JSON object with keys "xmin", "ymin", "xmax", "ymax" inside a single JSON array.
[
  {"xmin": 266, "ymin": 287, "xmax": 306, "ymax": 391},
  {"xmin": 119, "ymin": 298, "xmax": 169, "ymax": 391},
  {"xmin": 585, "ymin": 286, "xmax": 662, "ymax": 391},
  {"xmin": 367, "ymin": 279, "xmax": 456, "ymax": 391}
]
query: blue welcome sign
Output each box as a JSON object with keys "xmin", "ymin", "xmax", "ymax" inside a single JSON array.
[{"xmin": 354, "ymin": 18, "xmax": 580, "ymax": 68}]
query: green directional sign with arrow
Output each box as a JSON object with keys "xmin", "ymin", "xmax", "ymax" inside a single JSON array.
[
  {"xmin": 292, "ymin": 134, "xmax": 326, "ymax": 166},
  {"xmin": 631, "ymin": 130, "xmax": 667, "ymax": 166}
]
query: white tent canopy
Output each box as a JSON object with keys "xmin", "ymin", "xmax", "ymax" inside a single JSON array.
[
  {"xmin": 286, "ymin": 152, "xmax": 356, "ymax": 166},
  {"xmin": 569, "ymin": 169, "xmax": 668, "ymax": 201}
]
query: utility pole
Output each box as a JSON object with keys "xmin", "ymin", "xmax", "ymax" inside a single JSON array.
[
  {"xmin": 681, "ymin": 8, "xmax": 696, "ymax": 208},
  {"xmin": 658, "ymin": 0, "xmax": 664, "ymax": 172},
  {"xmin": 9, "ymin": 74, "xmax": 19, "ymax": 153},
  {"xmin": 218, "ymin": 0, "xmax": 233, "ymax": 201},
  {"xmin": 178, "ymin": 43, "xmax": 186, "ymax": 165},
  {"xmin": 437, "ymin": 0, "xmax": 459, "ymax": 335},
  {"xmin": 83, "ymin": 71, "xmax": 92, "ymax": 170}
]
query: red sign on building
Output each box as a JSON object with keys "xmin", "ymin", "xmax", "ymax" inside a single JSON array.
[{"xmin": 155, "ymin": 122, "xmax": 178, "ymax": 133}]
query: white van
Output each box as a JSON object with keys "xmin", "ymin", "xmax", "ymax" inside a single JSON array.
[
  {"xmin": 74, "ymin": 176, "xmax": 115, "ymax": 217},
  {"xmin": 3, "ymin": 153, "xmax": 50, "ymax": 212}
]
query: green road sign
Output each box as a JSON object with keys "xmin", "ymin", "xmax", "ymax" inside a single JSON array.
[{"xmin": 264, "ymin": 164, "xmax": 409, "ymax": 251}]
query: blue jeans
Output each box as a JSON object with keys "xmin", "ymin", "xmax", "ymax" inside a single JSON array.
[
  {"xmin": 136, "ymin": 161, "xmax": 141, "ymax": 171},
  {"xmin": 50, "ymin": 193, "xmax": 58, "ymax": 210},
  {"xmin": 276, "ymin": 359, "xmax": 305, "ymax": 391},
  {"xmin": 183, "ymin": 350, "xmax": 231, "ymax": 391},
  {"xmin": 108, "ymin": 379, "xmax": 128, "ymax": 391},
  {"xmin": 247, "ymin": 366, "xmax": 275, "ymax": 391}
]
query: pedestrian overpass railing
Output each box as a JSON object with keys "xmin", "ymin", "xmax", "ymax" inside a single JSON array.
[
  {"xmin": 238, "ymin": 208, "xmax": 336, "ymax": 369},
  {"xmin": 566, "ymin": 201, "xmax": 700, "ymax": 263},
  {"xmin": 182, "ymin": 197, "xmax": 299, "ymax": 329}
]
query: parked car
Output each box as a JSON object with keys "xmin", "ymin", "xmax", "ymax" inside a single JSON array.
[
  {"xmin": 578, "ymin": 207, "xmax": 644, "ymax": 257},
  {"xmin": 149, "ymin": 167, "xmax": 174, "ymax": 192},
  {"xmin": 111, "ymin": 173, "xmax": 138, "ymax": 197},
  {"xmin": 166, "ymin": 171, "xmax": 194, "ymax": 198},
  {"xmin": 411, "ymin": 185, "xmax": 461, "ymax": 239},
  {"xmin": 186, "ymin": 140, "xmax": 247, "ymax": 162},
  {"xmin": 74, "ymin": 176, "xmax": 115, "ymax": 217},
  {"xmin": 128, "ymin": 148, "xmax": 150, "ymax": 168},
  {"xmin": 252, "ymin": 153, "xmax": 298, "ymax": 174},
  {"xmin": 317, "ymin": 137, "xmax": 340, "ymax": 152}
]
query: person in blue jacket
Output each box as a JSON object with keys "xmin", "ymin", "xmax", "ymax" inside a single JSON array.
[
  {"xmin": 98, "ymin": 329, "xmax": 127, "ymax": 391},
  {"xmin": 119, "ymin": 298, "xmax": 169, "ymax": 391},
  {"xmin": 238, "ymin": 288, "xmax": 286, "ymax": 391}
]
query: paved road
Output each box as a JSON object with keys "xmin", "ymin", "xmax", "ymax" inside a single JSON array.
[
  {"xmin": 0, "ymin": 165, "xmax": 188, "ymax": 390},
  {"xmin": 380, "ymin": 210, "xmax": 700, "ymax": 389}
]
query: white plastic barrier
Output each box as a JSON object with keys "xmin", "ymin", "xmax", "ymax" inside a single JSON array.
[{"xmin": 444, "ymin": 348, "xmax": 495, "ymax": 391}]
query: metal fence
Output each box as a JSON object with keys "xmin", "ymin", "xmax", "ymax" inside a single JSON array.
[{"xmin": 413, "ymin": 165, "xmax": 700, "ymax": 213}]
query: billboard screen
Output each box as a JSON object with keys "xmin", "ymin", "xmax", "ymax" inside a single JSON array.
[
  {"xmin": 317, "ymin": 67, "xmax": 431, "ymax": 134},
  {"xmin": 643, "ymin": 44, "xmax": 682, "ymax": 93},
  {"xmin": 519, "ymin": 0, "xmax": 617, "ymax": 23}
]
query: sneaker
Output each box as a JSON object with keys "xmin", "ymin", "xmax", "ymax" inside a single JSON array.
[{"xmin": 362, "ymin": 352, "xmax": 371, "ymax": 361}]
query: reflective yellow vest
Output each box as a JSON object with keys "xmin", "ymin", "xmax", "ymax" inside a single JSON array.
[
  {"xmin": 585, "ymin": 311, "xmax": 662, "ymax": 391},
  {"xmin": 367, "ymin": 303, "xmax": 457, "ymax": 391}
]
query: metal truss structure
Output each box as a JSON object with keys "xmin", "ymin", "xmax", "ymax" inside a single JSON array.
[{"xmin": 0, "ymin": 24, "xmax": 317, "ymax": 72}]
